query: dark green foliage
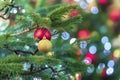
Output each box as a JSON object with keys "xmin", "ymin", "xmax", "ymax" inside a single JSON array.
[{"xmin": 49, "ymin": 4, "xmax": 82, "ymax": 27}]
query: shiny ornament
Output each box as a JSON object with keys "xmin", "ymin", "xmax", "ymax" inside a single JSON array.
[
  {"xmin": 69, "ymin": 10, "xmax": 80, "ymax": 17},
  {"xmin": 75, "ymin": 72, "xmax": 81, "ymax": 80},
  {"xmin": 98, "ymin": 0, "xmax": 108, "ymax": 5},
  {"xmin": 38, "ymin": 37, "xmax": 52, "ymax": 53},
  {"xmin": 77, "ymin": 30, "xmax": 90, "ymax": 40},
  {"xmin": 84, "ymin": 52, "xmax": 96, "ymax": 64},
  {"xmin": 34, "ymin": 27, "xmax": 51, "ymax": 40},
  {"xmin": 109, "ymin": 9, "xmax": 120, "ymax": 21},
  {"xmin": 101, "ymin": 69, "xmax": 108, "ymax": 78},
  {"xmin": 46, "ymin": 52, "xmax": 54, "ymax": 57},
  {"xmin": 63, "ymin": 0, "xmax": 76, "ymax": 4}
]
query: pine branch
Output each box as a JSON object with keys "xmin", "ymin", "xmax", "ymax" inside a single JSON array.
[
  {"xmin": 10, "ymin": 25, "xmax": 37, "ymax": 36},
  {"xmin": 22, "ymin": 65, "xmax": 67, "ymax": 78},
  {"xmin": 3, "ymin": 45, "xmax": 38, "ymax": 55}
]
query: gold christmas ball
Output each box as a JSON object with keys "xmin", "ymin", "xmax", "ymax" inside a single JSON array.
[
  {"xmin": 46, "ymin": 52, "xmax": 54, "ymax": 57},
  {"xmin": 38, "ymin": 37, "xmax": 52, "ymax": 53}
]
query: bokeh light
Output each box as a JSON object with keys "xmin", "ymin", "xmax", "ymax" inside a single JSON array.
[
  {"xmin": 21, "ymin": 9, "xmax": 26, "ymax": 13},
  {"xmin": 101, "ymin": 36, "xmax": 109, "ymax": 44},
  {"xmin": 86, "ymin": 0, "xmax": 94, "ymax": 3},
  {"xmin": 91, "ymin": 6, "xmax": 99, "ymax": 14},
  {"xmin": 61, "ymin": 32, "xmax": 70, "ymax": 40},
  {"xmin": 87, "ymin": 66, "xmax": 94, "ymax": 74},
  {"xmin": 98, "ymin": 63, "xmax": 105, "ymax": 69},
  {"xmin": 80, "ymin": 41, "xmax": 87, "ymax": 48},
  {"xmin": 107, "ymin": 60, "xmax": 115, "ymax": 68},
  {"xmin": 70, "ymin": 38, "xmax": 77, "ymax": 44},
  {"xmin": 10, "ymin": 8, "xmax": 18, "ymax": 14},
  {"xmin": 113, "ymin": 49, "xmax": 120, "ymax": 58},
  {"xmin": 106, "ymin": 68, "xmax": 114, "ymax": 76},
  {"xmin": 80, "ymin": 1, "xmax": 88, "ymax": 9},
  {"xmin": 104, "ymin": 42, "xmax": 112, "ymax": 50},
  {"xmin": 89, "ymin": 45, "xmax": 97, "ymax": 54},
  {"xmin": 84, "ymin": 57, "xmax": 92, "ymax": 64}
]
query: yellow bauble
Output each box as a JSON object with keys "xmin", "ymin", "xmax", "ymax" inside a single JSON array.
[
  {"xmin": 38, "ymin": 37, "xmax": 52, "ymax": 53},
  {"xmin": 46, "ymin": 52, "xmax": 54, "ymax": 57}
]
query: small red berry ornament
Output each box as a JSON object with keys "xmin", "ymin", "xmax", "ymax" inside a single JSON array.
[
  {"xmin": 75, "ymin": 72, "xmax": 81, "ymax": 80},
  {"xmin": 69, "ymin": 10, "xmax": 80, "ymax": 17},
  {"xmin": 98, "ymin": 0, "xmax": 108, "ymax": 5},
  {"xmin": 101, "ymin": 69, "xmax": 108, "ymax": 78},
  {"xmin": 84, "ymin": 52, "xmax": 96, "ymax": 64},
  {"xmin": 34, "ymin": 27, "xmax": 51, "ymax": 40},
  {"xmin": 77, "ymin": 29, "xmax": 90, "ymax": 40},
  {"xmin": 109, "ymin": 9, "xmax": 120, "ymax": 21}
]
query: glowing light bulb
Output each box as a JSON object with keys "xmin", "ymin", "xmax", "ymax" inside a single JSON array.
[
  {"xmin": 80, "ymin": 1, "xmax": 87, "ymax": 9},
  {"xmin": 21, "ymin": 9, "xmax": 26, "ymax": 13},
  {"xmin": 61, "ymin": 32, "xmax": 70, "ymax": 40},
  {"xmin": 107, "ymin": 60, "xmax": 115, "ymax": 68},
  {"xmin": 70, "ymin": 38, "xmax": 76, "ymax": 44},
  {"xmin": 10, "ymin": 8, "xmax": 18, "ymax": 14},
  {"xmin": 89, "ymin": 45, "xmax": 97, "ymax": 54},
  {"xmin": 87, "ymin": 66, "xmax": 94, "ymax": 74},
  {"xmin": 113, "ymin": 49, "xmax": 120, "ymax": 58},
  {"xmin": 101, "ymin": 36, "xmax": 109, "ymax": 44},
  {"xmin": 80, "ymin": 41, "xmax": 87, "ymax": 48},
  {"xmin": 86, "ymin": 0, "xmax": 93, "ymax": 3},
  {"xmin": 104, "ymin": 42, "xmax": 111, "ymax": 50},
  {"xmin": 91, "ymin": 6, "xmax": 99, "ymax": 14},
  {"xmin": 98, "ymin": 63, "xmax": 105, "ymax": 69},
  {"xmin": 24, "ymin": 45, "xmax": 30, "ymax": 50},
  {"xmin": 106, "ymin": 68, "xmax": 114, "ymax": 76}
]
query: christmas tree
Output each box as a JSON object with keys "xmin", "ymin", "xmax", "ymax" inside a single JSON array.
[{"xmin": 0, "ymin": 0, "xmax": 120, "ymax": 80}]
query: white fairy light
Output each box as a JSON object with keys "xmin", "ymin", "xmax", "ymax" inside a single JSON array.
[
  {"xmin": 61, "ymin": 32, "xmax": 70, "ymax": 40},
  {"xmin": 91, "ymin": 6, "xmax": 99, "ymax": 14},
  {"xmin": 89, "ymin": 45, "xmax": 97, "ymax": 54},
  {"xmin": 70, "ymin": 38, "xmax": 76, "ymax": 44}
]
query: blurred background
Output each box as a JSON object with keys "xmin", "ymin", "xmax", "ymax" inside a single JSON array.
[{"xmin": 1, "ymin": 0, "xmax": 120, "ymax": 80}]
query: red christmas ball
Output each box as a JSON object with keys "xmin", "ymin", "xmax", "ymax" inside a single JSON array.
[
  {"xmin": 77, "ymin": 29, "xmax": 90, "ymax": 40},
  {"xmin": 84, "ymin": 52, "xmax": 96, "ymax": 64},
  {"xmin": 98, "ymin": 0, "xmax": 108, "ymax": 5},
  {"xmin": 64, "ymin": 0, "xmax": 75, "ymax": 4},
  {"xmin": 34, "ymin": 27, "xmax": 51, "ymax": 40},
  {"xmin": 109, "ymin": 9, "xmax": 120, "ymax": 21},
  {"xmin": 101, "ymin": 69, "xmax": 108, "ymax": 78},
  {"xmin": 85, "ymin": 52, "xmax": 96, "ymax": 62},
  {"xmin": 69, "ymin": 10, "xmax": 80, "ymax": 17}
]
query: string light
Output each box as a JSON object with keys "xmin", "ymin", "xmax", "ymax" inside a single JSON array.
[
  {"xmin": 87, "ymin": 66, "xmax": 94, "ymax": 74},
  {"xmin": 80, "ymin": 41, "xmax": 87, "ymax": 48},
  {"xmin": 89, "ymin": 45, "xmax": 97, "ymax": 54},
  {"xmin": 104, "ymin": 42, "xmax": 111, "ymax": 50},
  {"xmin": 113, "ymin": 49, "xmax": 120, "ymax": 58},
  {"xmin": 80, "ymin": 1, "xmax": 88, "ymax": 9},
  {"xmin": 61, "ymin": 32, "xmax": 70, "ymax": 40},
  {"xmin": 101, "ymin": 36, "xmax": 109, "ymax": 44},
  {"xmin": 91, "ymin": 6, "xmax": 99, "ymax": 14},
  {"xmin": 97, "ymin": 63, "xmax": 105, "ymax": 69},
  {"xmin": 106, "ymin": 68, "xmax": 114, "ymax": 76},
  {"xmin": 24, "ymin": 45, "xmax": 30, "ymax": 50},
  {"xmin": 10, "ymin": 8, "xmax": 18, "ymax": 14},
  {"xmin": 107, "ymin": 60, "xmax": 115, "ymax": 68},
  {"xmin": 21, "ymin": 9, "xmax": 26, "ymax": 13},
  {"xmin": 86, "ymin": 0, "xmax": 94, "ymax": 3},
  {"xmin": 70, "ymin": 38, "xmax": 76, "ymax": 44}
]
